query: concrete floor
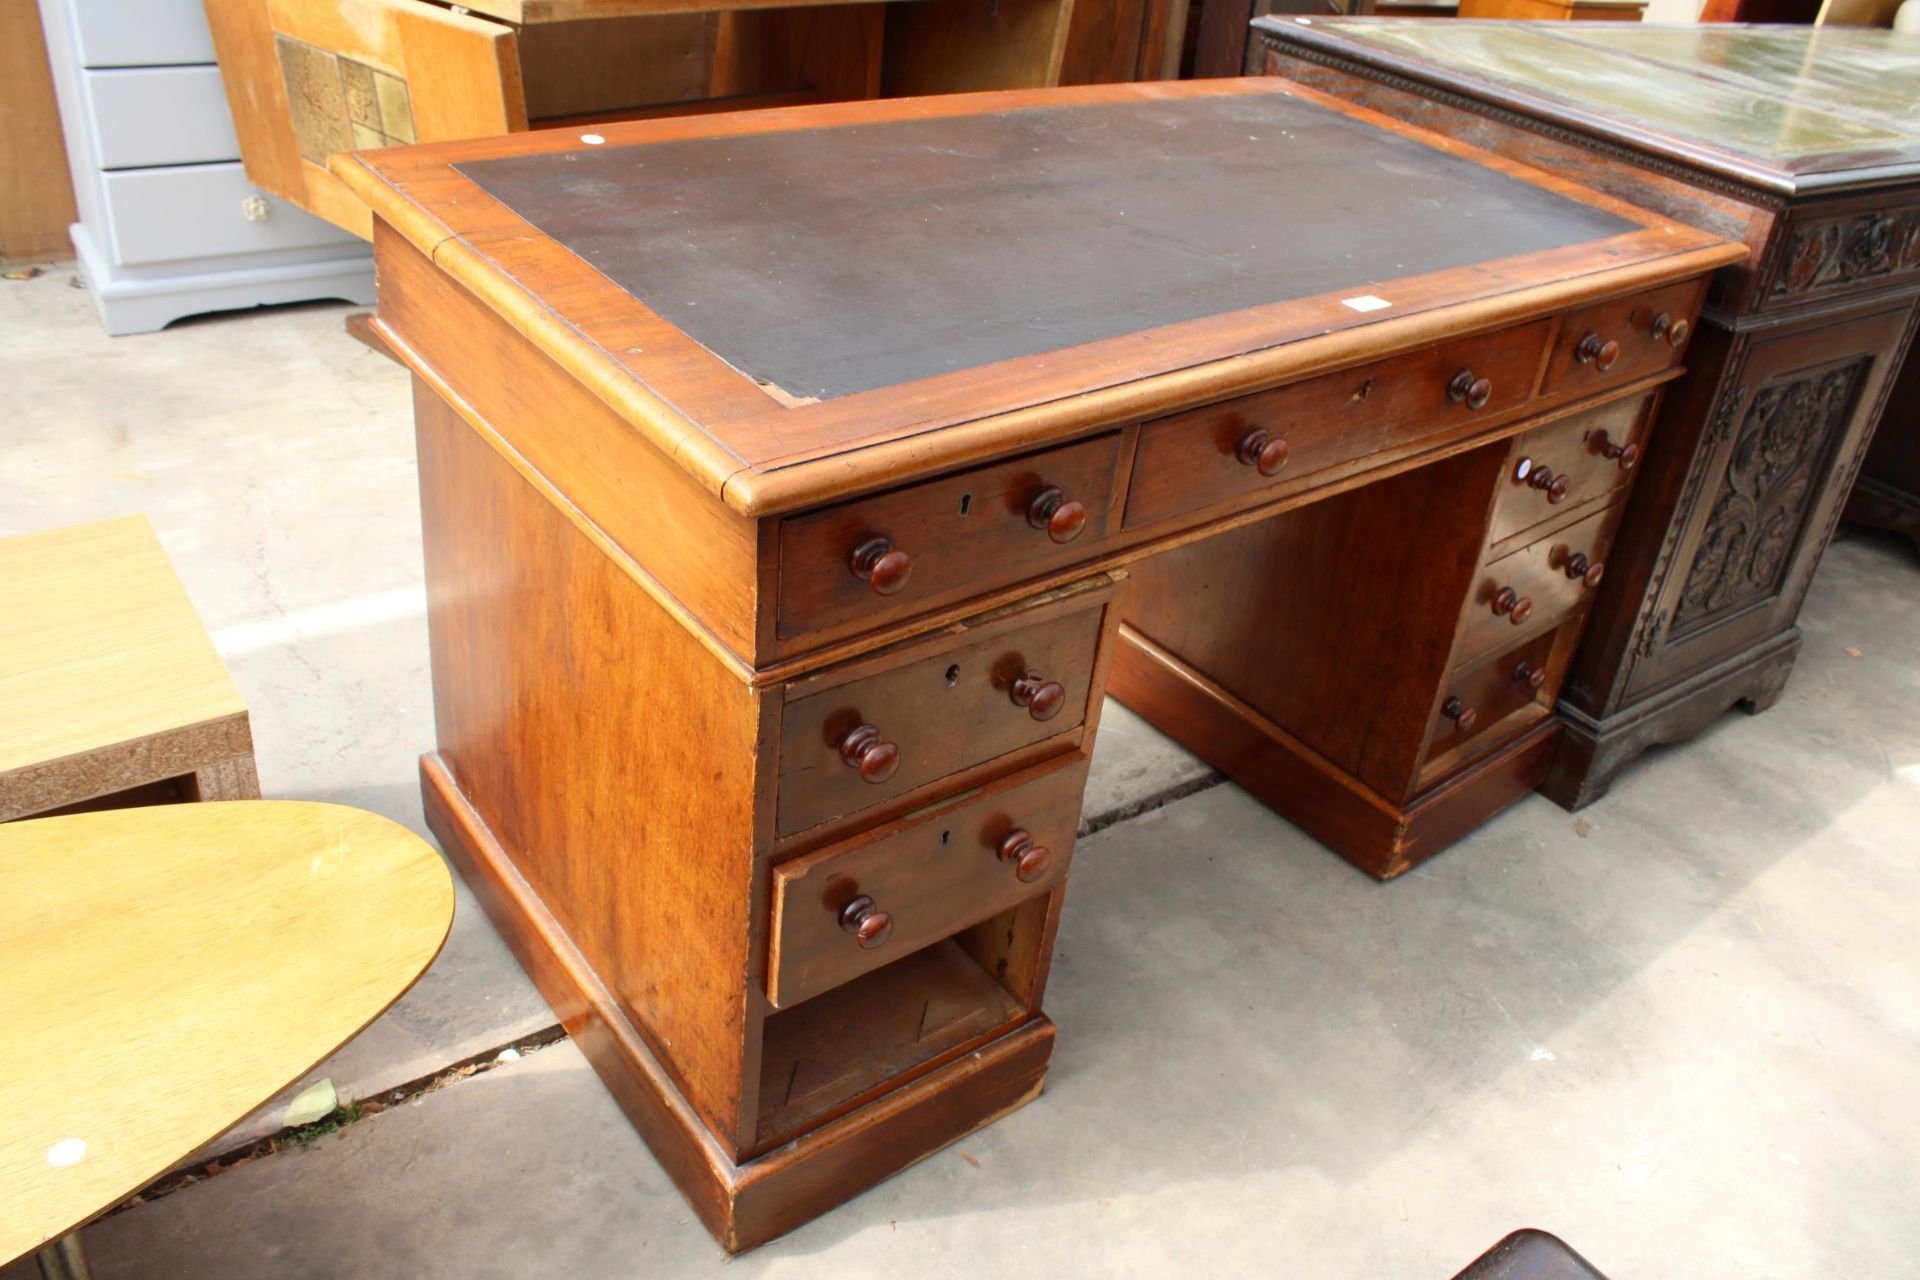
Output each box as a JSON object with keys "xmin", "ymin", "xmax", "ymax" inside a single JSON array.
[{"xmin": 3, "ymin": 270, "xmax": 1917, "ymax": 1278}]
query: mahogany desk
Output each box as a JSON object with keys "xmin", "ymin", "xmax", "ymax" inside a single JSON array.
[
  {"xmin": 334, "ymin": 80, "xmax": 1738, "ymax": 1247},
  {"xmin": 1256, "ymin": 20, "xmax": 1920, "ymax": 805}
]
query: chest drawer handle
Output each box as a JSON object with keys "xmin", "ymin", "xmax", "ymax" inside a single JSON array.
[
  {"xmin": 1010, "ymin": 669, "xmax": 1067, "ymax": 721},
  {"xmin": 1564, "ymin": 552, "xmax": 1606, "ymax": 589},
  {"xmin": 838, "ymin": 724, "xmax": 900, "ymax": 783},
  {"xmin": 997, "ymin": 829, "xmax": 1052, "ymax": 884},
  {"xmin": 1593, "ymin": 431, "xmax": 1641, "ymax": 471},
  {"xmin": 1441, "ymin": 697, "xmax": 1479, "ymax": 735},
  {"xmin": 1522, "ymin": 463, "xmax": 1571, "ymax": 504},
  {"xmin": 1576, "ymin": 332, "xmax": 1621, "ymax": 372},
  {"xmin": 850, "ymin": 536, "xmax": 913, "ymax": 596},
  {"xmin": 1492, "ymin": 587, "xmax": 1534, "ymax": 626},
  {"xmin": 1234, "ymin": 428, "xmax": 1291, "ymax": 477},
  {"xmin": 1448, "ymin": 369, "xmax": 1493, "ymax": 411},
  {"xmin": 839, "ymin": 895, "xmax": 893, "ymax": 949},
  {"xmin": 1513, "ymin": 658, "xmax": 1547, "ymax": 691},
  {"xmin": 1651, "ymin": 313, "xmax": 1691, "ymax": 347},
  {"xmin": 1026, "ymin": 486, "xmax": 1088, "ymax": 543}
]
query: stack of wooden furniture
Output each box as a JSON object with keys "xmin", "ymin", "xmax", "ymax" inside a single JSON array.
[
  {"xmin": 204, "ymin": 0, "xmax": 1088, "ymax": 238},
  {"xmin": 333, "ymin": 77, "xmax": 1737, "ymax": 1247},
  {"xmin": 1256, "ymin": 19, "xmax": 1920, "ymax": 805},
  {"xmin": 0, "ymin": 516, "xmax": 261, "ymax": 822},
  {"xmin": 32, "ymin": 0, "xmax": 370, "ymax": 333}
]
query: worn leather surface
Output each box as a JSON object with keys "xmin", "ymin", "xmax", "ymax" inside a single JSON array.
[{"xmin": 459, "ymin": 94, "xmax": 1632, "ymax": 400}]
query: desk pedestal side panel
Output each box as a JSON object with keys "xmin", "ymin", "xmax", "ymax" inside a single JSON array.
[
  {"xmin": 1258, "ymin": 41, "xmax": 1920, "ymax": 811},
  {"xmin": 414, "ymin": 372, "xmax": 1121, "ymax": 1251}
]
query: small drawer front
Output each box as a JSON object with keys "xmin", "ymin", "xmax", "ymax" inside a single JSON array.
[
  {"xmin": 778, "ymin": 435, "xmax": 1122, "ymax": 642},
  {"xmin": 100, "ymin": 163, "xmax": 362, "ymax": 266},
  {"xmin": 1425, "ymin": 629, "xmax": 1559, "ymax": 768},
  {"xmin": 767, "ymin": 758, "xmax": 1088, "ymax": 1009},
  {"xmin": 1539, "ymin": 280, "xmax": 1701, "ymax": 398},
  {"xmin": 1125, "ymin": 321, "xmax": 1550, "ymax": 530},
  {"xmin": 1458, "ymin": 504, "xmax": 1617, "ymax": 667},
  {"xmin": 777, "ymin": 594, "xmax": 1105, "ymax": 837},
  {"xmin": 69, "ymin": 0, "xmax": 217, "ymax": 67},
  {"xmin": 84, "ymin": 67, "xmax": 240, "ymax": 170},
  {"xmin": 1488, "ymin": 392, "xmax": 1655, "ymax": 548}
]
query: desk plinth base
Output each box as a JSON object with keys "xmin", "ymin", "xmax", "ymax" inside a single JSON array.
[
  {"xmin": 1541, "ymin": 629, "xmax": 1801, "ymax": 811},
  {"xmin": 421, "ymin": 752, "xmax": 1053, "ymax": 1252},
  {"xmin": 1109, "ymin": 628, "xmax": 1560, "ymax": 880}
]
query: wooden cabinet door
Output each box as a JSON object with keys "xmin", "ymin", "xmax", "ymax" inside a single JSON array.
[
  {"xmin": 1625, "ymin": 302, "xmax": 1916, "ymax": 700},
  {"xmin": 205, "ymin": 0, "xmax": 525, "ymax": 238}
]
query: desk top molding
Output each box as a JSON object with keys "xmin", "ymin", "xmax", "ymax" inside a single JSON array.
[{"xmin": 334, "ymin": 78, "xmax": 1742, "ymax": 517}]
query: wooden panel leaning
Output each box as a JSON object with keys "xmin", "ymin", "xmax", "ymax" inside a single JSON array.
[
  {"xmin": 0, "ymin": 516, "xmax": 260, "ymax": 823},
  {"xmin": 334, "ymin": 79, "xmax": 1741, "ymax": 1246}
]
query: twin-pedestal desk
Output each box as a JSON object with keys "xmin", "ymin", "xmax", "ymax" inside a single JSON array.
[{"xmin": 336, "ymin": 80, "xmax": 1743, "ymax": 1248}]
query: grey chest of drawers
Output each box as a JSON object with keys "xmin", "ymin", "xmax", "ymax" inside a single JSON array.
[{"xmin": 34, "ymin": 0, "xmax": 373, "ymax": 335}]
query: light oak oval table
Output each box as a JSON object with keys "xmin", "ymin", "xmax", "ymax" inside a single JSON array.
[{"xmin": 0, "ymin": 801, "xmax": 455, "ymax": 1273}]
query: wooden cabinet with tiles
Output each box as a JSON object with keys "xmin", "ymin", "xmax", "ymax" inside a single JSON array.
[
  {"xmin": 204, "ymin": 0, "xmax": 1081, "ymax": 239},
  {"xmin": 336, "ymin": 81, "xmax": 1739, "ymax": 1248}
]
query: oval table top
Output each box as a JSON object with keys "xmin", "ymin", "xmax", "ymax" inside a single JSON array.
[{"xmin": 0, "ymin": 801, "xmax": 455, "ymax": 1263}]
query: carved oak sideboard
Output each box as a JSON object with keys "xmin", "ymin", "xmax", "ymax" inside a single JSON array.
[{"xmin": 1259, "ymin": 20, "xmax": 1920, "ymax": 807}]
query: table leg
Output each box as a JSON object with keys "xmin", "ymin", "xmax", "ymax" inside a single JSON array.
[{"xmin": 35, "ymin": 1234, "xmax": 93, "ymax": 1280}]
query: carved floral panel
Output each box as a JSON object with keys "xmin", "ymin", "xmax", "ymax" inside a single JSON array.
[
  {"xmin": 1770, "ymin": 208, "xmax": 1920, "ymax": 300},
  {"xmin": 1672, "ymin": 360, "xmax": 1864, "ymax": 633}
]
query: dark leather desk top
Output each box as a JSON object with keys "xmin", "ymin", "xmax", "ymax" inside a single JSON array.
[
  {"xmin": 456, "ymin": 95, "xmax": 1632, "ymax": 401},
  {"xmin": 335, "ymin": 80, "xmax": 1742, "ymax": 514},
  {"xmin": 1257, "ymin": 19, "xmax": 1920, "ymax": 195}
]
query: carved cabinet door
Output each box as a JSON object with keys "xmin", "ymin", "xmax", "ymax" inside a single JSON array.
[{"xmin": 1624, "ymin": 302, "xmax": 1916, "ymax": 701}]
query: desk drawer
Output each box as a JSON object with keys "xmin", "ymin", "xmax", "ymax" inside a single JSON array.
[
  {"xmin": 1458, "ymin": 504, "xmax": 1617, "ymax": 667},
  {"xmin": 1539, "ymin": 280, "xmax": 1701, "ymax": 398},
  {"xmin": 777, "ymin": 435, "xmax": 1122, "ymax": 642},
  {"xmin": 766, "ymin": 757, "xmax": 1087, "ymax": 1009},
  {"xmin": 777, "ymin": 586, "xmax": 1109, "ymax": 837},
  {"xmin": 1488, "ymin": 392, "xmax": 1655, "ymax": 548},
  {"xmin": 1425, "ymin": 628, "xmax": 1559, "ymax": 772},
  {"xmin": 1125, "ymin": 321, "xmax": 1550, "ymax": 530}
]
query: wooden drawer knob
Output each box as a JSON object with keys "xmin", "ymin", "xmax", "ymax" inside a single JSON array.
[
  {"xmin": 1576, "ymin": 332, "xmax": 1620, "ymax": 372},
  {"xmin": 1448, "ymin": 369, "xmax": 1493, "ymax": 410},
  {"xmin": 1492, "ymin": 587, "xmax": 1534, "ymax": 626},
  {"xmin": 1564, "ymin": 552, "xmax": 1605, "ymax": 588},
  {"xmin": 839, "ymin": 895, "xmax": 893, "ymax": 949},
  {"xmin": 1010, "ymin": 669, "xmax": 1066, "ymax": 721},
  {"xmin": 1442, "ymin": 696, "xmax": 1478, "ymax": 735},
  {"xmin": 997, "ymin": 829, "xmax": 1052, "ymax": 883},
  {"xmin": 1594, "ymin": 431, "xmax": 1640, "ymax": 471},
  {"xmin": 1235, "ymin": 428, "xmax": 1291, "ymax": 477},
  {"xmin": 1652, "ymin": 313, "xmax": 1690, "ymax": 347},
  {"xmin": 850, "ymin": 536, "xmax": 912, "ymax": 596},
  {"xmin": 1513, "ymin": 658, "xmax": 1547, "ymax": 691},
  {"xmin": 1026, "ymin": 486, "xmax": 1087, "ymax": 544},
  {"xmin": 838, "ymin": 723, "xmax": 900, "ymax": 783},
  {"xmin": 1523, "ymin": 464, "xmax": 1570, "ymax": 504}
]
